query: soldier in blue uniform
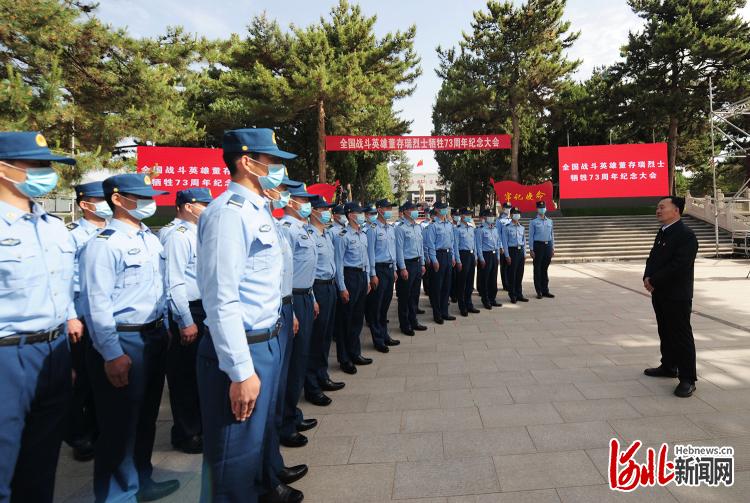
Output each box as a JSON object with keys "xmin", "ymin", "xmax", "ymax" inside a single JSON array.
[
  {"xmin": 333, "ymin": 202, "xmax": 373, "ymax": 375},
  {"xmin": 454, "ymin": 207, "xmax": 480, "ymax": 317},
  {"xmin": 305, "ymin": 197, "xmax": 345, "ymax": 405},
  {"xmin": 80, "ymin": 173, "xmax": 179, "ymax": 502},
  {"xmin": 332, "ymin": 204, "xmax": 347, "ymax": 233},
  {"xmin": 158, "ymin": 215, "xmax": 183, "ymax": 247},
  {"xmin": 366, "ymin": 199, "xmax": 400, "ymax": 353},
  {"xmin": 162, "ymin": 188, "xmax": 213, "ymax": 455},
  {"xmin": 0, "ymin": 132, "xmax": 76, "ymax": 503},
  {"xmin": 423, "ymin": 202, "xmax": 456, "ymax": 324},
  {"xmin": 65, "ymin": 181, "xmax": 110, "ymax": 462},
  {"xmin": 498, "ymin": 202, "xmax": 512, "ymax": 291},
  {"xmin": 475, "ymin": 209, "xmax": 502, "ymax": 309},
  {"xmin": 420, "ymin": 206, "xmax": 432, "ymax": 302},
  {"xmin": 529, "ymin": 200, "xmax": 555, "ymax": 299},
  {"xmin": 450, "ymin": 208, "xmax": 461, "ymax": 303},
  {"xmin": 395, "ymin": 201, "xmax": 427, "ymax": 336},
  {"xmin": 501, "ymin": 207, "xmax": 530, "ymax": 304},
  {"xmin": 277, "ymin": 181, "xmax": 320, "ymax": 452},
  {"xmin": 196, "ymin": 128, "xmax": 289, "ymax": 502}
]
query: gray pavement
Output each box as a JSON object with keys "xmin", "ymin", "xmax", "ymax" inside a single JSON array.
[{"xmin": 56, "ymin": 258, "xmax": 750, "ymax": 502}]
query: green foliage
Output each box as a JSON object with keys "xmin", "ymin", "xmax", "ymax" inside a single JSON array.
[
  {"xmin": 388, "ymin": 151, "xmax": 412, "ymax": 203},
  {"xmin": 364, "ymin": 162, "xmax": 392, "ymax": 201}
]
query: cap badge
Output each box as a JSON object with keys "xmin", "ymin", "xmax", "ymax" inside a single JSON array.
[
  {"xmin": 144, "ymin": 175, "xmax": 152, "ymax": 185},
  {"xmin": 35, "ymin": 134, "xmax": 47, "ymax": 147}
]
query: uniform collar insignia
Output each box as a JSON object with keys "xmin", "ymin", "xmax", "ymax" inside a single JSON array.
[
  {"xmin": 260, "ymin": 224, "xmax": 271, "ymax": 232},
  {"xmin": 0, "ymin": 238, "xmax": 21, "ymax": 246},
  {"xmin": 128, "ymin": 248, "xmax": 141, "ymax": 255}
]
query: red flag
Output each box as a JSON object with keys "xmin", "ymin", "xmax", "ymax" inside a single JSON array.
[{"xmin": 416, "ymin": 159, "xmax": 424, "ymax": 167}]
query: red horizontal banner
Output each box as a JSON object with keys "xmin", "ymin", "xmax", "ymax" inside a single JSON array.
[
  {"xmin": 490, "ymin": 179, "xmax": 556, "ymax": 213},
  {"xmin": 137, "ymin": 146, "xmax": 228, "ymax": 206},
  {"xmin": 325, "ymin": 135, "xmax": 511, "ymax": 151},
  {"xmin": 558, "ymin": 143, "xmax": 669, "ymax": 199}
]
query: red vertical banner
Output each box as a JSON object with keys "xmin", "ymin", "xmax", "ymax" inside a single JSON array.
[{"xmin": 491, "ymin": 179, "xmax": 556, "ymax": 213}]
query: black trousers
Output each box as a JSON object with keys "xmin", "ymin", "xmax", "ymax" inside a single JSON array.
[
  {"xmin": 499, "ymin": 251, "xmax": 509, "ymax": 291},
  {"xmin": 306, "ymin": 282, "xmax": 337, "ymax": 395},
  {"xmin": 507, "ymin": 248, "xmax": 525, "ymax": 300},
  {"xmin": 456, "ymin": 250, "xmax": 476, "ymax": 313},
  {"xmin": 422, "ymin": 261, "xmax": 431, "ymax": 296},
  {"xmin": 477, "ymin": 251, "xmax": 498, "ymax": 305},
  {"xmin": 166, "ymin": 301, "xmax": 206, "ymax": 445},
  {"xmin": 66, "ymin": 324, "xmax": 97, "ymax": 449},
  {"xmin": 652, "ymin": 296, "xmax": 697, "ymax": 383},
  {"xmin": 336, "ymin": 269, "xmax": 368, "ymax": 364},
  {"xmin": 396, "ymin": 259, "xmax": 422, "ymax": 331},
  {"xmin": 532, "ymin": 241, "xmax": 553, "ymax": 295},
  {"xmin": 366, "ymin": 263, "xmax": 395, "ymax": 347},
  {"xmin": 429, "ymin": 250, "xmax": 453, "ymax": 319}
]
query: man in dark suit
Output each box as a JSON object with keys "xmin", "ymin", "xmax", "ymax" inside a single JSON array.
[{"xmin": 643, "ymin": 196, "xmax": 699, "ymax": 398}]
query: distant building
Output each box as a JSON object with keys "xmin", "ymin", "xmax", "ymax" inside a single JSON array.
[{"xmin": 393, "ymin": 171, "xmax": 447, "ymax": 206}]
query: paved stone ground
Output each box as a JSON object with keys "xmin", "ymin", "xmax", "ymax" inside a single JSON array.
[{"xmin": 56, "ymin": 258, "xmax": 750, "ymax": 502}]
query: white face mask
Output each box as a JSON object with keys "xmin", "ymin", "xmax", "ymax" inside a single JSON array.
[
  {"xmin": 121, "ymin": 196, "xmax": 156, "ymax": 220},
  {"xmin": 337, "ymin": 215, "xmax": 348, "ymax": 225}
]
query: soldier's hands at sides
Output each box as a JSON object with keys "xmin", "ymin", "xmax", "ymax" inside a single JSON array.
[
  {"xmin": 370, "ymin": 276, "xmax": 379, "ymax": 289},
  {"xmin": 456, "ymin": 263, "xmax": 462, "ymax": 272},
  {"xmin": 551, "ymin": 249, "xmax": 555, "ymax": 257},
  {"xmin": 230, "ymin": 373, "xmax": 261, "ymax": 422},
  {"xmin": 105, "ymin": 354, "xmax": 132, "ymax": 388},
  {"xmin": 421, "ymin": 266, "xmax": 426, "ymax": 276},
  {"xmin": 433, "ymin": 261, "xmax": 440, "ymax": 272},
  {"xmin": 67, "ymin": 318, "xmax": 84, "ymax": 344},
  {"xmin": 393, "ymin": 271, "xmax": 398, "ymax": 282},
  {"xmin": 644, "ymin": 277, "xmax": 654, "ymax": 293},
  {"xmin": 400, "ymin": 269, "xmax": 409, "ymax": 280},
  {"xmin": 313, "ymin": 302, "xmax": 320, "ymax": 319},
  {"xmin": 293, "ymin": 316, "xmax": 299, "ymax": 335},
  {"xmin": 505, "ymin": 257, "xmax": 512, "ymax": 265},
  {"xmin": 452, "ymin": 258, "xmax": 456, "ymax": 267},
  {"xmin": 479, "ymin": 260, "xmax": 485, "ymax": 269},
  {"xmin": 180, "ymin": 323, "xmax": 199, "ymax": 345},
  {"xmin": 340, "ymin": 289, "xmax": 350, "ymax": 304},
  {"xmin": 530, "ymin": 251, "xmax": 535, "ymax": 259}
]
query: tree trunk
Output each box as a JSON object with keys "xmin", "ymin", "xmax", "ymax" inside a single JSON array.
[
  {"xmin": 667, "ymin": 116, "xmax": 678, "ymax": 195},
  {"xmin": 317, "ymin": 98, "xmax": 327, "ymax": 183},
  {"xmin": 510, "ymin": 108, "xmax": 520, "ymax": 182}
]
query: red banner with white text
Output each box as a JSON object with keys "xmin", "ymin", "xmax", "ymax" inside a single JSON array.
[
  {"xmin": 490, "ymin": 179, "xmax": 556, "ymax": 213},
  {"xmin": 325, "ymin": 135, "xmax": 511, "ymax": 151},
  {"xmin": 558, "ymin": 143, "xmax": 669, "ymax": 199}
]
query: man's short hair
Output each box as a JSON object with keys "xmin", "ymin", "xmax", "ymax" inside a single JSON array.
[
  {"xmin": 660, "ymin": 196, "xmax": 685, "ymax": 215},
  {"xmin": 222, "ymin": 151, "xmax": 260, "ymax": 176}
]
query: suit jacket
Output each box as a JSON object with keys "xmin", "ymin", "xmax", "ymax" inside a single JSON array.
[{"xmin": 643, "ymin": 219, "xmax": 699, "ymax": 301}]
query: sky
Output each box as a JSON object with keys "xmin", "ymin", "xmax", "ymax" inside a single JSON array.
[{"xmin": 95, "ymin": 0, "xmax": 750, "ymax": 174}]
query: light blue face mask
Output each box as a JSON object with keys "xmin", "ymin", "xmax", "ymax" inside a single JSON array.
[
  {"xmin": 453, "ymin": 215, "xmax": 460, "ymax": 222},
  {"xmin": 368, "ymin": 214, "xmax": 378, "ymax": 224},
  {"xmin": 319, "ymin": 210, "xmax": 332, "ymax": 224},
  {"xmin": 463, "ymin": 216, "xmax": 473, "ymax": 223},
  {"xmin": 538, "ymin": 208, "xmax": 547, "ymax": 215},
  {"xmin": 409, "ymin": 210, "xmax": 419, "ymax": 219},
  {"xmin": 272, "ymin": 190, "xmax": 290, "ymax": 209},
  {"xmin": 123, "ymin": 196, "xmax": 156, "ymax": 220},
  {"xmin": 383, "ymin": 210, "xmax": 392, "ymax": 220},
  {"xmin": 1, "ymin": 163, "xmax": 59, "ymax": 198},
  {"xmin": 439, "ymin": 208, "xmax": 448, "ymax": 216},
  {"xmin": 338, "ymin": 215, "xmax": 348, "ymax": 225},
  {"xmin": 512, "ymin": 213, "xmax": 521, "ymax": 221},
  {"xmin": 355, "ymin": 214, "xmax": 365, "ymax": 226},
  {"xmin": 486, "ymin": 217, "xmax": 496, "ymax": 225},
  {"xmin": 92, "ymin": 201, "xmax": 113, "ymax": 219},
  {"xmin": 250, "ymin": 158, "xmax": 286, "ymax": 190},
  {"xmin": 297, "ymin": 202, "xmax": 312, "ymax": 218}
]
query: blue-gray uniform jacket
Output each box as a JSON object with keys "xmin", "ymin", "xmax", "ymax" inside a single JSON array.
[
  {"xmin": 497, "ymin": 215, "xmax": 512, "ymax": 251},
  {"xmin": 333, "ymin": 225, "xmax": 369, "ymax": 292},
  {"xmin": 196, "ymin": 182, "xmax": 282, "ymax": 382},
  {"xmin": 278, "ymin": 215, "xmax": 318, "ymax": 295},
  {"xmin": 158, "ymin": 218, "xmax": 183, "ymax": 246},
  {"xmin": 80, "ymin": 219, "xmax": 165, "ymax": 361},
  {"xmin": 424, "ymin": 218, "xmax": 455, "ymax": 263},
  {"xmin": 529, "ymin": 216, "xmax": 554, "ymax": 248},
  {"xmin": 395, "ymin": 218, "xmax": 424, "ymax": 270},
  {"xmin": 163, "ymin": 221, "xmax": 199, "ymax": 328},
  {"xmin": 277, "ymin": 220, "xmax": 294, "ymax": 298},
  {"xmin": 475, "ymin": 222, "xmax": 501, "ymax": 263},
  {"xmin": 367, "ymin": 219, "xmax": 396, "ymax": 275},
  {"xmin": 453, "ymin": 223, "xmax": 475, "ymax": 265},
  {"xmin": 0, "ymin": 200, "xmax": 75, "ymax": 337},
  {"xmin": 67, "ymin": 217, "xmax": 103, "ymax": 317},
  {"xmin": 502, "ymin": 222, "xmax": 528, "ymax": 258},
  {"xmin": 420, "ymin": 220, "xmax": 431, "ymax": 264},
  {"xmin": 311, "ymin": 225, "xmax": 336, "ymax": 280}
]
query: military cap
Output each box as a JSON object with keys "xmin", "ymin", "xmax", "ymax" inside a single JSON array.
[
  {"xmin": 433, "ymin": 201, "xmax": 448, "ymax": 209},
  {"xmin": 510, "ymin": 206, "xmax": 521, "ymax": 214},
  {"xmin": 479, "ymin": 208, "xmax": 496, "ymax": 217},
  {"xmin": 222, "ymin": 128, "xmax": 297, "ymax": 159},
  {"xmin": 176, "ymin": 188, "xmax": 213, "ymax": 205},
  {"xmin": 333, "ymin": 204, "xmax": 346, "ymax": 215},
  {"xmin": 502, "ymin": 202, "xmax": 513, "ymax": 209},
  {"xmin": 344, "ymin": 201, "xmax": 365, "ymax": 214},
  {"xmin": 0, "ymin": 132, "xmax": 76, "ymax": 165},
  {"xmin": 74, "ymin": 181, "xmax": 105, "ymax": 198},
  {"xmin": 287, "ymin": 181, "xmax": 316, "ymax": 198},
  {"xmin": 375, "ymin": 198, "xmax": 393, "ymax": 208},
  {"xmin": 363, "ymin": 202, "xmax": 378, "ymax": 214},
  {"xmin": 102, "ymin": 173, "xmax": 168, "ymax": 197},
  {"xmin": 399, "ymin": 201, "xmax": 417, "ymax": 211},
  {"xmin": 459, "ymin": 207, "xmax": 473, "ymax": 216},
  {"xmin": 536, "ymin": 200, "xmax": 546, "ymax": 208},
  {"xmin": 311, "ymin": 195, "xmax": 335, "ymax": 209}
]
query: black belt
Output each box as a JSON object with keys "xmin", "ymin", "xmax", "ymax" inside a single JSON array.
[
  {"xmin": 436, "ymin": 249, "xmax": 452, "ymax": 253},
  {"xmin": 376, "ymin": 262, "xmax": 393, "ymax": 267},
  {"xmin": 292, "ymin": 288, "xmax": 313, "ymax": 296},
  {"xmin": 459, "ymin": 249, "xmax": 474, "ymax": 254},
  {"xmin": 344, "ymin": 266, "xmax": 364, "ymax": 272},
  {"xmin": 282, "ymin": 295, "xmax": 293, "ymax": 305},
  {"xmin": 188, "ymin": 300, "xmax": 204, "ymax": 309},
  {"xmin": 404, "ymin": 257, "xmax": 420, "ymax": 263},
  {"xmin": 534, "ymin": 240, "xmax": 551, "ymax": 245},
  {"xmin": 116, "ymin": 318, "xmax": 164, "ymax": 332},
  {"xmin": 0, "ymin": 325, "xmax": 64, "ymax": 346},
  {"xmin": 314, "ymin": 278, "xmax": 335, "ymax": 285},
  {"xmin": 246, "ymin": 322, "xmax": 280, "ymax": 344}
]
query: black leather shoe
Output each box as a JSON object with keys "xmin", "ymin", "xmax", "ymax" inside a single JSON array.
[
  {"xmin": 674, "ymin": 381, "xmax": 696, "ymax": 398},
  {"xmin": 401, "ymin": 328, "xmax": 415, "ymax": 336},
  {"xmin": 413, "ymin": 324, "xmax": 427, "ymax": 331},
  {"xmin": 443, "ymin": 315, "xmax": 456, "ymax": 321},
  {"xmin": 260, "ymin": 484, "xmax": 304, "ymax": 503},
  {"xmin": 536, "ymin": 294, "xmax": 543, "ymax": 299},
  {"xmin": 72, "ymin": 440, "xmax": 95, "ymax": 462},
  {"xmin": 305, "ymin": 392, "xmax": 332, "ymax": 406},
  {"xmin": 434, "ymin": 317, "xmax": 444, "ymax": 324},
  {"xmin": 490, "ymin": 300, "xmax": 499, "ymax": 306},
  {"xmin": 297, "ymin": 418, "xmax": 318, "ymax": 431},
  {"xmin": 518, "ymin": 297, "xmax": 529, "ymax": 302},
  {"xmin": 644, "ymin": 366, "xmax": 678, "ymax": 378},
  {"xmin": 417, "ymin": 308, "xmax": 426, "ymax": 314},
  {"xmin": 543, "ymin": 293, "xmax": 555, "ymax": 298},
  {"xmin": 353, "ymin": 355, "xmax": 373, "ymax": 365},
  {"xmin": 137, "ymin": 479, "xmax": 180, "ymax": 501},
  {"xmin": 460, "ymin": 311, "xmax": 468, "ymax": 317},
  {"xmin": 279, "ymin": 464, "xmax": 308, "ymax": 485},
  {"xmin": 172, "ymin": 435, "xmax": 202, "ymax": 454},
  {"xmin": 385, "ymin": 339, "xmax": 400, "ymax": 346},
  {"xmin": 280, "ymin": 432, "xmax": 308, "ymax": 448},
  {"xmin": 320, "ymin": 378, "xmax": 345, "ymax": 392},
  {"xmin": 374, "ymin": 345, "xmax": 389, "ymax": 353},
  {"xmin": 510, "ymin": 298, "xmax": 517, "ymax": 304},
  {"xmin": 468, "ymin": 308, "xmax": 480, "ymax": 314},
  {"xmin": 340, "ymin": 362, "xmax": 357, "ymax": 374},
  {"xmin": 482, "ymin": 302, "xmax": 493, "ymax": 310}
]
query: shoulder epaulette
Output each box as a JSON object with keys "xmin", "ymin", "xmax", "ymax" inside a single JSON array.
[
  {"xmin": 163, "ymin": 222, "xmax": 175, "ymax": 228},
  {"xmin": 97, "ymin": 229, "xmax": 116, "ymax": 240},
  {"xmin": 66, "ymin": 222, "xmax": 79, "ymax": 231},
  {"xmin": 306, "ymin": 227, "xmax": 314, "ymax": 235},
  {"xmin": 228, "ymin": 194, "xmax": 245, "ymax": 208},
  {"xmin": 339, "ymin": 229, "xmax": 347, "ymax": 236},
  {"xmin": 283, "ymin": 221, "xmax": 292, "ymax": 227},
  {"xmin": 176, "ymin": 226, "xmax": 187, "ymax": 233}
]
